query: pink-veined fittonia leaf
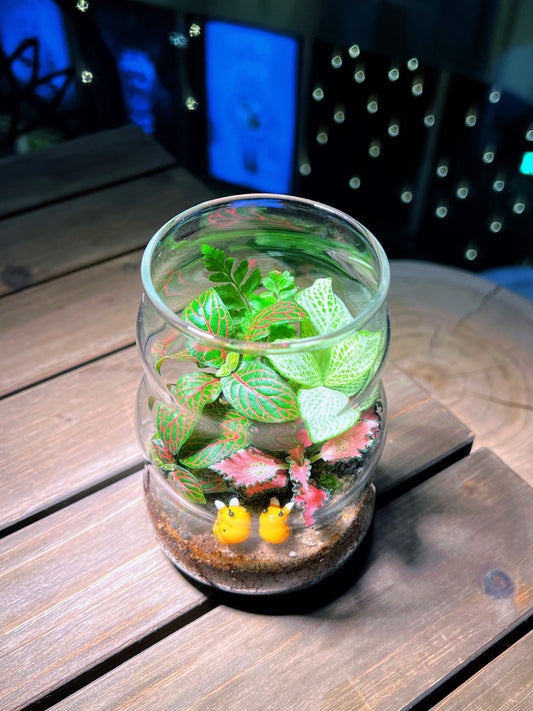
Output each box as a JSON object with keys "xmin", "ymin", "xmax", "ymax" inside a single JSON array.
[
  {"xmin": 168, "ymin": 466, "xmax": 206, "ymax": 504},
  {"xmin": 173, "ymin": 372, "xmax": 221, "ymax": 416},
  {"xmin": 151, "ymin": 435, "xmax": 176, "ymax": 471},
  {"xmin": 211, "ymin": 447, "xmax": 288, "ymax": 493},
  {"xmin": 155, "ymin": 402, "xmax": 198, "ymax": 455},
  {"xmin": 244, "ymin": 300, "xmax": 309, "ymax": 341},
  {"xmin": 319, "ymin": 411, "xmax": 380, "ymax": 462},
  {"xmin": 221, "ymin": 363, "xmax": 298, "ymax": 423},
  {"xmin": 152, "ymin": 330, "xmax": 203, "ymax": 374},
  {"xmin": 180, "ymin": 410, "xmax": 248, "ymax": 468},
  {"xmin": 288, "ymin": 456, "xmax": 312, "ymax": 490},
  {"xmin": 247, "ymin": 418, "xmax": 312, "ymax": 452},
  {"xmin": 293, "ymin": 483, "xmax": 329, "ymax": 526},
  {"xmin": 196, "ymin": 470, "xmax": 229, "ymax": 494},
  {"xmin": 182, "ymin": 288, "xmax": 234, "ymax": 367}
]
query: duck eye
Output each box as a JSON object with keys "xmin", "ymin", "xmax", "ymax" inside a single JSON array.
[
  {"xmin": 228, "ymin": 509, "xmax": 235, "ymax": 517},
  {"xmin": 278, "ymin": 510, "xmax": 284, "ymax": 517}
]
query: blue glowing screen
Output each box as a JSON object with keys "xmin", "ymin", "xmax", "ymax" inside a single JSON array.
[
  {"xmin": 205, "ymin": 21, "xmax": 298, "ymax": 193},
  {"xmin": 519, "ymin": 151, "xmax": 533, "ymax": 176},
  {"xmin": 0, "ymin": 0, "xmax": 74, "ymax": 103}
]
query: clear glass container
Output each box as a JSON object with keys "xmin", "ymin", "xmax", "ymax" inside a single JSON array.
[{"xmin": 136, "ymin": 194, "xmax": 390, "ymax": 594}]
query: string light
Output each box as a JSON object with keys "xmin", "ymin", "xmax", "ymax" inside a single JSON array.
[
  {"xmin": 435, "ymin": 205, "xmax": 448, "ymax": 218},
  {"xmin": 366, "ymin": 97, "xmax": 378, "ymax": 114},
  {"xmin": 312, "ymin": 87, "xmax": 324, "ymax": 101},
  {"xmin": 388, "ymin": 66, "xmax": 399, "ymax": 81},
  {"xmin": 333, "ymin": 107, "xmax": 345, "ymax": 124},
  {"xmin": 81, "ymin": 70, "xmax": 93, "ymax": 83},
  {"xmin": 388, "ymin": 121, "xmax": 400, "ymax": 137},
  {"xmin": 400, "ymin": 190, "xmax": 413, "ymax": 204},
  {"xmin": 169, "ymin": 32, "xmax": 188, "ymax": 48},
  {"xmin": 331, "ymin": 53, "xmax": 343, "ymax": 69},
  {"xmin": 423, "ymin": 113, "xmax": 435, "ymax": 127},
  {"xmin": 189, "ymin": 23, "xmax": 201, "ymax": 37},
  {"xmin": 436, "ymin": 162, "xmax": 448, "ymax": 178},
  {"xmin": 316, "ymin": 130, "xmax": 328, "ymax": 144},
  {"xmin": 482, "ymin": 149, "xmax": 495, "ymax": 164},
  {"xmin": 349, "ymin": 176, "xmax": 361, "ymax": 189},
  {"xmin": 512, "ymin": 201, "xmax": 525, "ymax": 214},
  {"xmin": 76, "ymin": 0, "xmax": 89, "ymax": 11},
  {"xmin": 354, "ymin": 65, "xmax": 365, "ymax": 83},
  {"xmin": 411, "ymin": 78, "xmax": 423, "ymax": 96},
  {"xmin": 456, "ymin": 183, "xmax": 469, "ymax": 199},
  {"xmin": 185, "ymin": 96, "xmax": 198, "ymax": 110},
  {"xmin": 488, "ymin": 90, "xmax": 501, "ymax": 104},
  {"xmin": 407, "ymin": 57, "xmax": 419, "ymax": 71},
  {"xmin": 465, "ymin": 247, "xmax": 478, "ymax": 261},
  {"xmin": 465, "ymin": 108, "xmax": 477, "ymax": 127},
  {"xmin": 368, "ymin": 140, "xmax": 381, "ymax": 157},
  {"xmin": 299, "ymin": 163, "xmax": 311, "ymax": 176},
  {"xmin": 489, "ymin": 219, "xmax": 502, "ymax": 233},
  {"xmin": 492, "ymin": 178, "xmax": 505, "ymax": 192},
  {"xmin": 348, "ymin": 44, "xmax": 360, "ymax": 58}
]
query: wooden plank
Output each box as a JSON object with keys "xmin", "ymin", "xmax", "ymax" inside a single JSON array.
[
  {"xmin": 389, "ymin": 259, "xmax": 533, "ymax": 487},
  {"xmin": 0, "ymin": 348, "xmax": 142, "ymax": 531},
  {"xmin": 0, "ymin": 166, "xmax": 212, "ymax": 294},
  {"xmin": 0, "ymin": 125, "xmax": 175, "ymax": 219},
  {"xmin": 0, "ymin": 252, "xmax": 141, "ymax": 397},
  {"xmin": 0, "ymin": 358, "xmax": 472, "ymax": 533},
  {"xmin": 433, "ymin": 631, "xmax": 533, "ymax": 710},
  {"xmin": 0, "ymin": 473, "xmax": 209, "ymax": 711},
  {"xmin": 50, "ymin": 449, "xmax": 533, "ymax": 711}
]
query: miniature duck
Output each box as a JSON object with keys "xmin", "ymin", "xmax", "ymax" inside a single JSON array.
[
  {"xmin": 213, "ymin": 497, "xmax": 251, "ymax": 544},
  {"xmin": 259, "ymin": 497, "xmax": 294, "ymax": 544}
]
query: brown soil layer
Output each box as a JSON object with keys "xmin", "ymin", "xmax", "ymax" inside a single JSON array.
[{"xmin": 145, "ymin": 483, "xmax": 376, "ymax": 594}]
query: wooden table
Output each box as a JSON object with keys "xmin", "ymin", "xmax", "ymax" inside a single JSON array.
[{"xmin": 1, "ymin": 126, "xmax": 531, "ymax": 711}]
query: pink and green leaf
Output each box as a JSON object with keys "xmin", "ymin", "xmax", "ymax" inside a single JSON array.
[
  {"xmin": 211, "ymin": 447, "xmax": 288, "ymax": 489},
  {"xmin": 151, "ymin": 435, "xmax": 176, "ymax": 471},
  {"xmin": 221, "ymin": 363, "xmax": 298, "ymax": 423},
  {"xmin": 293, "ymin": 484, "xmax": 329, "ymax": 526},
  {"xmin": 180, "ymin": 411, "xmax": 248, "ymax": 468},
  {"xmin": 244, "ymin": 300, "xmax": 309, "ymax": 341},
  {"xmin": 182, "ymin": 288, "xmax": 234, "ymax": 366},
  {"xmin": 319, "ymin": 414, "xmax": 380, "ymax": 462},
  {"xmin": 168, "ymin": 466, "xmax": 206, "ymax": 504},
  {"xmin": 288, "ymin": 456, "xmax": 312, "ymax": 490},
  {"xmin": 156, "ymin": 402, "xmax": 198, "ymax": 454},
  {"xmin": 197, "ymin": 470, "xmax": 229, "ymax": 494},
  {"xmin": 247, "ymin": 418, "xmax": 312, "ymax": 452},
  {"xmin": 173, "ymin": 372, "xmax": 221, "ymax": 415}
]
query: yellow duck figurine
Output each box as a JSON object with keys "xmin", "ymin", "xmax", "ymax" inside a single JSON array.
[
  {"xmin": 213, "ymin": 497, "xmax": 251, "ymax": 544},
  {"xmin": 259, "ymin": 497, "xmax": 294, "ymax": 544}
]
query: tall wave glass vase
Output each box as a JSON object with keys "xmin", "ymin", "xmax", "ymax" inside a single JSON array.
[{"xmin": 136, "ymin": 194, "xmax": 390, "ymax": 594}]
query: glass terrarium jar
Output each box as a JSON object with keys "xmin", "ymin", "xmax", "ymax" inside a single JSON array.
[{"xmin": 136, "ymin": 194, "xmax": 390, "ymax": 594}]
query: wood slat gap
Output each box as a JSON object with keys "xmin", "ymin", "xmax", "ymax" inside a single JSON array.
[
  {"xmin": 409, "ymin": 614, "xmax": 533, "ymax": 711},
  {"xmin": 0, "ymin": 463, "xmax": 143, "ymax": 540},
  {"xmin": 18, "ymin": 598, "xmax": 217, "ymax": 711}
]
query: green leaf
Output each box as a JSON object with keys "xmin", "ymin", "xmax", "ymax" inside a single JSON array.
[
  {"xmin": 155, "ymin": 402, "xmax": 198, "ymax": 454},
  {"xmin": 244, "ymin": 300, "xmax": 309, "ymax": 341},
  {"xmin": 298, "ymin": 386, "xmax": 360, "ymax": 443},
  {"xmin": 267, "ymin": 347, "xmax": 322, "ymax": 387},
  {"xmin": 233, "ymin": 258, "xmax": 250, "ymax": 285},
  {"xmin": 173, "ymin": 372, "xmax": 221, "ymax": 415},
  {"xmin": 182, "ymin": 288, "xmax": 234, "ymax": 367},
  {"xmin": 221, "ymin": 362, "xmax": 298, "ymax": 423},
  {"xmin": 262, "ymin": 270, "xmax": 297, "ymax": 300},
  {"xmin": 241, "ymin": 267, "xmax": 262, "ymax": 298},
  {"xmin": 324, "ymin": 331, "xmax": 382, "ymax": 393},
  {"xmin": 151, "ymin": 435, "xmax": 176, "ymax": 471},
  {"xmin": 201, "ymin": 244, "xmax": 231, "ymax": 274},
  {"xmin": 168, "ymin": 466, "xmax": 206, "ymax": 504},
  {"xmin": 295, "ymin": 278, "xmax": 352, "ymax": 335},
  {"xmin": 180, "ymin": 411, "xmax": 248, "ymax": 468}
]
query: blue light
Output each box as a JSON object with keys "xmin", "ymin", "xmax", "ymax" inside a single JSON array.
[
  {"xmin": 0, "ymin": 0, "xmax": 74, "ymax": 103},
  {"xmin": 519, "ymin": 152, "xmax": 533, "ymax": 176},
  {"xmin": 205, "ymin": 21, "xmax": 298, "ymax": 193},
  {"xmin": 117, "ymin": 48, "xmax": 157, "ymax": 134}
]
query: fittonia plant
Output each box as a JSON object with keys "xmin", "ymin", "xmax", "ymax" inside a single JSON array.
[{"xmin": 150, "ymin": 245, "xmax": 383, "ymax": 528}]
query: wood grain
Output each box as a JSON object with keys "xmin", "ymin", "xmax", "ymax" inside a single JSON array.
[
  {"xmin": 0, "ymin": 251, "xmax": 141, "ymax": 397},
  {"xmin": 0, "ymin": 348, "xmax": 142, "ymax": 531},
  {"xmin": 0, "ymin": 166, "xmax": 212, "ymax": 294},
  {"xmin": 0, "ymin": 473, "xmax": 209, "ymax": 711},
  {"xmin": 49, "ymin": 449, "xmax": 533, "ymax": 711},
  {"xmin": 433, "ymin": 631, "xmax": 533, "ymax": 710},
  {"xmin": 389, "ymin": 260, "xmax": 533, "ymax": 487},
  {"xmin": 0, "ymin": 125, "xmax": 175, "ymax": 219}
]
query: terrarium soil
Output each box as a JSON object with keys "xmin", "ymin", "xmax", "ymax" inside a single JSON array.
[{"xmin": 145, "ymin": 483, "xmax": 376, "ymax": 594}]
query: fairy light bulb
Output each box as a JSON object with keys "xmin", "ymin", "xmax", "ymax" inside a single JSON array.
[
  {"xmin": 424, "ymin": 113, "xmax": 435, "ymax": 127},
  {"xmin": 349, "ymin": 176, "xmax": 361, "ymax": 189},
  {"xmin": 312, "ymin": 87, "xmax": 324, "ymax": 101},
  {"xmin": 526, "ymin": 126, "xmax": 533, "ymax": 142},
  {"xmin": 456, "ymin": 183, "xmax": 469, "ymax": 199},
  {"xmin": 436, "ymin": 161, "xmax": 448, "ymax": 178},
  {"xmin": 411, "ymin": 77, "xmax": 423, "ymax": 96},
  {"xmin": 81, "ymin": 70, "xmax": 93, "ymax": 83},
  {"xmin": 388, "ymin": 121, "xmax": 400, "ymax": 137},
  {"xmin": 407, "ymin": 57, "xmax": 419, "ymax": 71},
  {"xmin": 189, "ymin": 23, "xmax": 201, "ymax": 37},
  {"xmin": 76, "ymin": 0, "xmax": 89, "ymax": 11},
  {"xmin": 368, "ymin": 140, "xmax": 381, "ymax": 157},
  {"xmin": 489, "ymin": 89, "xmax": 501, "ymax": 103},
  {"xmin": 366, "ymin": 97, "xmax": 378, "ymax": 114},
  {"xmin": 333, "ymin": 107, "xmax": 345, "ymax": 124},
  {"xmin": 299, "ymin": 163, "xmax": 311, "ymax": 176},
  {"xmin": 489, "ymin": 219, "xmax": 502, "ymax": 233},
  {"xmin": 348, "ymin": 44, "xmax": 360, "ymax": 58},
  {"xmin": 492, "ymin": 177, "xmax": 505, "ymax": 192},
  {"xmin": 388, "ymin": 66, "xmax": 400, "ymax": 81},
  {"xmin": 482, "ymin": 149, "xmax": 495, "ymax": 164},
  {"xmin": 435, "ymin": 205, "xmax": 448, "ymax": 218},
  {"xmin": 331, "ymin": 53, "xmax": 343, "ymax": 69},
  {"xmin": 185, "ymin": 96, "xmax": 198, "ymax": 110},
  {"xmin": 400, "ymin": 190, "xmax": 413, "ymax": 204},
  {"xmin": 316, "ymin": 130, "xmax": 328, "ymax": 144},
  {"xmin": 512, "ymin": 201, "xmax": 525, "ymax": 214},
  {"xmin": 354, "ymin": 65, "xmax": 365, "ymax": 83},
  {"xmin": 465, "ymin": 108, "xmax": 477, "ymax": 127},
  {"xmin": 465, "ymin": 247, "xmax": 478, "ymax": 261}
]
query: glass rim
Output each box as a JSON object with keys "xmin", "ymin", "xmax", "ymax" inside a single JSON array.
[{"xmin": 140, "ymin": 193, "xmax": 390, "ymax": 354}]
